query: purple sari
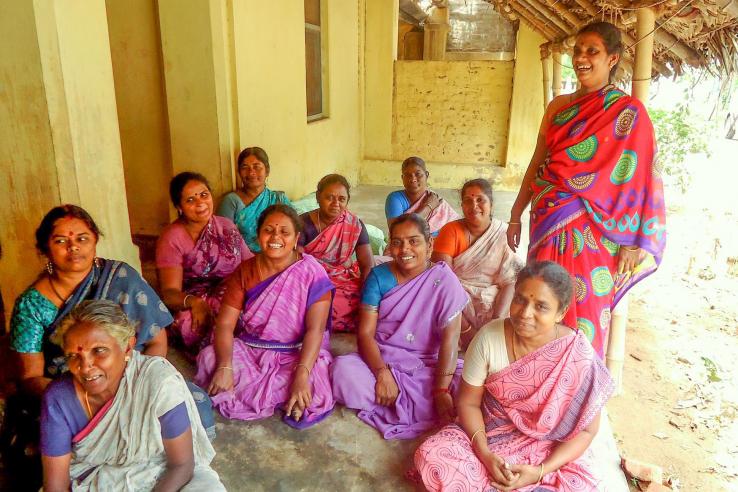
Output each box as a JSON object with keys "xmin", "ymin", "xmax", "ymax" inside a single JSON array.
[
  {"xmin": 156, "ymin": 215, "xmax": 251, "ymax": 352},
  {"xmin": 194, "ymin": 254, "xmax": 335, "ymax": 428},
  {"xmin": 332, "ymin": 262, "xmax": 469, "ymax": 439}
]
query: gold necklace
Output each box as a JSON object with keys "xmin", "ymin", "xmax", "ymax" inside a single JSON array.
[{"xmin": 84, "ymin": 391, "xmax": 93, "ymax": 419}]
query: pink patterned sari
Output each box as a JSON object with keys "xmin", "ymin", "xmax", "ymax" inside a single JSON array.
[
  {"xmin": 304, "ymin": 209, "xmax": 363, "ymax": 332},
  {"xmin": 195, "ymin": 255, "xmax": 335, "ymax": 429},
  {"xmin": 415, "ymin": 331, "xmax": 614, "ymax": 491}
]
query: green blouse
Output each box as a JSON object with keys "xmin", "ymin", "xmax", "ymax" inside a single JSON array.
[{"xmin": 10, "ymin": 288, "xmax": 58, "ymax": 353}]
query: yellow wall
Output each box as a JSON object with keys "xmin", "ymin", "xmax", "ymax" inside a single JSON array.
[
  {"xmin": 503, "ymin": 24, "xmax": 546, "ymax": 189},
  {"xmin": 232, "ymin": 0, "xmax": 362, "ymax": 198},
  {"xmin": 1, "ymin": 0, "xmax": 140, "ymax": 315},
  {"xmin": 392, "ymin": 60, "xmax": 513, "ymax": 164},
  {"xmin": 106, "ymin": 0, "xmax": 172, "ymax": 236}
]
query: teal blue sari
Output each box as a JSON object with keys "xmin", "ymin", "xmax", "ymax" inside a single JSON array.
[{"xmin": 223, "ymin": 188, "xmax": 291, "ymax": 252}]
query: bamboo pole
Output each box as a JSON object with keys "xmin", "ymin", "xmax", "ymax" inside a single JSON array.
[
  {"xmin": 632, "ymin": 7, "xmax": 656, "ymax": 100},
  {"xmin": 552, "ymin": 44, "xmax": 563, "ymax": 98},
  {"xmin": 522, "ymin": 0, "xmax": 572, "ymax": 35},
  {"xmin": 541, "ymin": 44, "xmax": 553, "ymax": 108}
]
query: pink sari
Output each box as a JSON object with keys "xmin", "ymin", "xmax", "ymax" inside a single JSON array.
[
  {"xmin": 195, "ymin": 255, "xmax": 335, "ymax": 428},
  {"xmin": 410, "ymin": 190, "xmax": 460, "ymax": 234},
  {"xmin": 304, "ymin": 210, "xmax": 363, "ymax": 332},
  {"xmin": 415, "ymin": 331, "xmax": 614, "ymax": 491}
]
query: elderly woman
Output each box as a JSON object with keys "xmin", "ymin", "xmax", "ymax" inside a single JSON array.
[
  {"xmin": 506, "ymin": 22, "xmax": 666, "ymax": 357},
  {"xmin": 432, "ymin": 179, "xmax": 523, "ymax": 347},
  {"xmin": 384, "ymin": 157, "xmax": 459, "ymax": 235},
  {"xmin": 157, "ymin": 172, "xmax": 252, "ymax": 353},
  {"xmin": 298, "ymin": 174, "xmax": 373, "ymax": 332},
  {"xmin": 196, "ymin": 204, "xmax": 335, "ymax": 428},
  {"xmin": 41, "ymin": 300, "xmax": 224, "ymax": 491},
  {"xmin": 332, "ymin": 214, "xmax": 469, "ymax": 439},
  {"xmin": 414, "ymin": 261, "xmax": 614, "ymax": 491},
  {"xmin": 4, "ymin": 205, "xmax": 213, "ymax": 482},
  {"xmin": 217, "ymin": 146, "xmax": 292, "ymax": 253}
]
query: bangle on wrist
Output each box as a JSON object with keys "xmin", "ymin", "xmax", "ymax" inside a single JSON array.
[
  {"xmin": 372, "ymin": 364, "xmax": 390, "ymax": 376},
  {"xmin": 508, "ymin": 221, "xmax": 521, "ymax": 225},
  {"xmin": 183, "ymin": 294, "xmax": 193, "ymax": 309},
  {"xmin": 294, "ymin": 363, "xmax": 311, "ymax": 375},
  {"xmin": 469, "ymin": 428, "xmax": 485, "ymax": 448},
  {"xmin": 432, "ymin": 387, "xmax": 451, "ymax": 397},
  {"xmin": 621, "ymin": 245, "xmax": 639, "ymax": 251},
  {"xmin": 537, "ymin": 462, "xmax": 545, "ymax": 483},
  {"xmin": 217, "ymin": 366, "xmax": 233, "ymax": 372}
]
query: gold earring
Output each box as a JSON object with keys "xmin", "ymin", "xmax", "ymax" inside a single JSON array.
[
  {"xmin": 125, "ymin": 356, "xmax": 130, "ymax": 362},
  {"xmin": 46, "ymin": 261, "xmax": 54, "ymax": 275}
]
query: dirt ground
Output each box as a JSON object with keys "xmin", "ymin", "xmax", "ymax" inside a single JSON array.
[{"xmin": 607, "ymin": 138, "xmax": 738, "ymax": 491}]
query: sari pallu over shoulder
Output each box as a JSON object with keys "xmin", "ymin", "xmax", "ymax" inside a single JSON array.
[
  {"xmin": 45, "ymin": 259, "xmax": 173, "ymax": 375},
  {"xmin": 233, "ymin": 188, "xmax": 290, "ymax": 253},
  {"xmin": 194, "ymin": 255, "xmax": 336, "ymax": 427},
  {"xmin": 452, "ymin": 219, "xmax": 523, "ymax": 330},
  {"xmin": 414, "ymin": 331, "xmax": 614, "ymax": 491},
  {"xmin": 304, "ymin": 210, "xmax": 363, "ymax": 332},
  {"xmin": 70, "ymin": 352, "xmax": 223, "ymax": 491},
  {"xmin": 374, "ymin": 262, "xmax": 469, "ymax": 371},
  {"xmin": 531, "ymin": 87, "xmax": 666, "ymax": 302},
  {"xmin": 406, "ymin": 190, "xmax": 460, "ymax": 234}
]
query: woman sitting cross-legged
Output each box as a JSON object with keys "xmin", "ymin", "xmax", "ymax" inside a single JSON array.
[
  {"xmin": 195, "ymin": 204, "xmax": 336, "ymax": 428},
  {"xmin": 298, "ymin": 174, "xmax": 373, "ymax": 332},
  {"xmin": 332, "ymin": 213, "xmax": 469, "ymax": 440},
  {"xmin": 414, "ymin": 261, "xmax": 614, "ymax": 491},
  {"xmin": 157, "ymin": 172, "xmax": 252, "ymax": 354},
  {"xmin": 431, "ymin": 179, "xmax": 523, "ymax": 348},
  {"xmin": 217, "ymin": 146, "xmax": 292, "ymax": 253},
  {"xmin": 41, "ymin": 300, "xmax": 224, "ymax": 491}
]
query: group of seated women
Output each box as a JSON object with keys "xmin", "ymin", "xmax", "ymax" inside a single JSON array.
[{"xmin": 6, "ymin": 16, "xmax": 668, "ymax": 483}]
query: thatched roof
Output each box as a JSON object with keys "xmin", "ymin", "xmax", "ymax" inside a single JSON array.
[{"xmin": 484, "ymin": 0, "xmax": 738, "ymax": 78}]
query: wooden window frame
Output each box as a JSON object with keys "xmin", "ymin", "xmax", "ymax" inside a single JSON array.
[{"xmin": 305, "ymin": 0, "xmax": 329, "ymax": 122}]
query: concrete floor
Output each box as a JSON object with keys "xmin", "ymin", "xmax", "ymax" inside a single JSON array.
[{"xmin": 168, "ymin": 185, "xmax": 627, "ymax": 491}]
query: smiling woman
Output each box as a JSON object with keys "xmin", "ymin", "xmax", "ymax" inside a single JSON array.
[
  {"xmin": 195, "ymin": 204, "xmax": 336, "ymax": 428},
  {"xmin": 40, "ymin": 300, "xmax": 224, "ymax": 491},
  {"xmin": 332, "ymin": 214, "xmax": 469, "ymax": 439},
  {"xmin": 157, "ymin": 172, "xmax": 253, "ymax": 354},
  {"xmin": 414, "ymin": 261, "xmax": 615, "ymax": 491}
]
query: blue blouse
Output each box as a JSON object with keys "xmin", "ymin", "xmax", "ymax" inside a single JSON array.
[
  {"xmin": 361, "ymin": 263, "xmax": 399, "ymax": 307},
  {"xmin": 384, "ymin": 190, "xmax": 411, "ymax": 221}
]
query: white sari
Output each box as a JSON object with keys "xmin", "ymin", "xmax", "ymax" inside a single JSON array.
[
  {"xmin": 69, "ymin": 351, "xmax": 224, "ymax": 491},
  {"xmin": 452, "ymin": 218, "xmax": 523, "ymax": 330}
]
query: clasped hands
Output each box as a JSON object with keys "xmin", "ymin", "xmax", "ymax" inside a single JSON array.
[
  {"xmin": 482, "ymin": 453, "xmax": 542, "ymax": 491},
  {"xmin": 374, "ymin": 368, "xmax": 455, "ymax": 422}
]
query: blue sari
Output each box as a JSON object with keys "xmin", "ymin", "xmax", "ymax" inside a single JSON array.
[
  {"xmin": 218, "ymin": 189, "xmax": 291, "ymax": 252},
  {"xmin": 44, "ymin": 258, "xmax": 173, "ymax": 376}
]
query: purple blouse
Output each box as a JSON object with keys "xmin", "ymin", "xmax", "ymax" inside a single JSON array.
[{"xmin": 41, "ymin": 377, "xmax": 189, "ymax": 457}]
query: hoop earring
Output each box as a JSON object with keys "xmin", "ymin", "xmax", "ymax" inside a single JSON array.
[
  {"xmin": 46, "ymin": 261, "xmax": 54, "ymax": 276},
  {"xmin": 176, "ymin": 208, "xmax": 183, "ymax": 216}
]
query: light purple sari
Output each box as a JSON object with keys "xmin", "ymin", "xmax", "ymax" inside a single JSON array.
[
  {"xmin": 332, "ymin": 262, "xmax": 469, "ymax": 439},
  {"xmin": 195, "ymin": 254, "xmax": 335, "ymax": 429},
  {"xmin": 156, "ymin": 215, "xmax": 251, "ymax": 352}
]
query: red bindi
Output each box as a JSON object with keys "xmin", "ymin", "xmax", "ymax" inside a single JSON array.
[{"xmin": 77, "ymin": 346, "xmax": 83, "ymax": 352}]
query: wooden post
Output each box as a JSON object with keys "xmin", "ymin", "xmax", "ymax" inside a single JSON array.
[
  {"xmin": 552, "ymin": 44, "xmax": 562, "ymax": 98},
  {"xmin": 631, "ymin": 7, "xmax": 655, "ymax": 102},
  {"xmin": 423, "ymin": 5, "xmax": 449, "ymax": 61},
  {"xmin": 540, "ymin": 44, "xmax": 552, "ymax": 108}
]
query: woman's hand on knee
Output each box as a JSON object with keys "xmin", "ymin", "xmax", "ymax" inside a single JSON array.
[
  {"xmin": 207, "ymin": 367, "xmax": 234, "ymax": 396},
  {"xmin": 286, "ymin": 370, "xmax": 312, "ymax": 421},
  {"xmin": 433, "ymin": 392, "xmax": 456, "ymax": 422},
  {"xmin": 374, "ymin": 369, "xmax": 399, "ymax": 407}
]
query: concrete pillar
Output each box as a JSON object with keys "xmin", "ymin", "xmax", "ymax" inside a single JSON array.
[
  {"xmin": 364, "ymin": 0, "xmax": 399, "ymax": 160},
  {"xmin": 552, "ymin": 44, "xmax": 563, "ymax": 98},
  {"xmin": 423, "ymin": 6, "xmax": 449, "ymax": 61},
  {"xmin": 540, "ymin": 44, "xmax": 553, "ymax": 108},
  {"xmin": 157, "ymin": 0, "xmax": 237, "ymax": 204},
  {"xmin": 632, "ymin": 7, "xmax": 655, "ymax": 102},
  {"xmin": 0, "ymin": 0, "xmax": 140, "ymax": 311}
]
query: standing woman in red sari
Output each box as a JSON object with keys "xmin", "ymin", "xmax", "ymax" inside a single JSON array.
[
  {"xmin": 507, "ymin": 22, "xmax": 666, "ymax": 357},
  {"xmin": 298, "ymin": 174, "xmax": 373, "ymax": 332}
]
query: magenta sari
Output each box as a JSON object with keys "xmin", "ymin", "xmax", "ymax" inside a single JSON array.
[
  {"xmin": 332, "ymin": 262, "xmax": 469, "ymax": 439},
  {"xmin": 156, "ymin": 215, "xmax": 251, "ymax": 352},
  {"xmin": 415, "ymin": 331, "xmax": 614, "ymax": 491},
  {"xmin": 194, "ymin": 254, "xmax": 335, "ymax": 428}
]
